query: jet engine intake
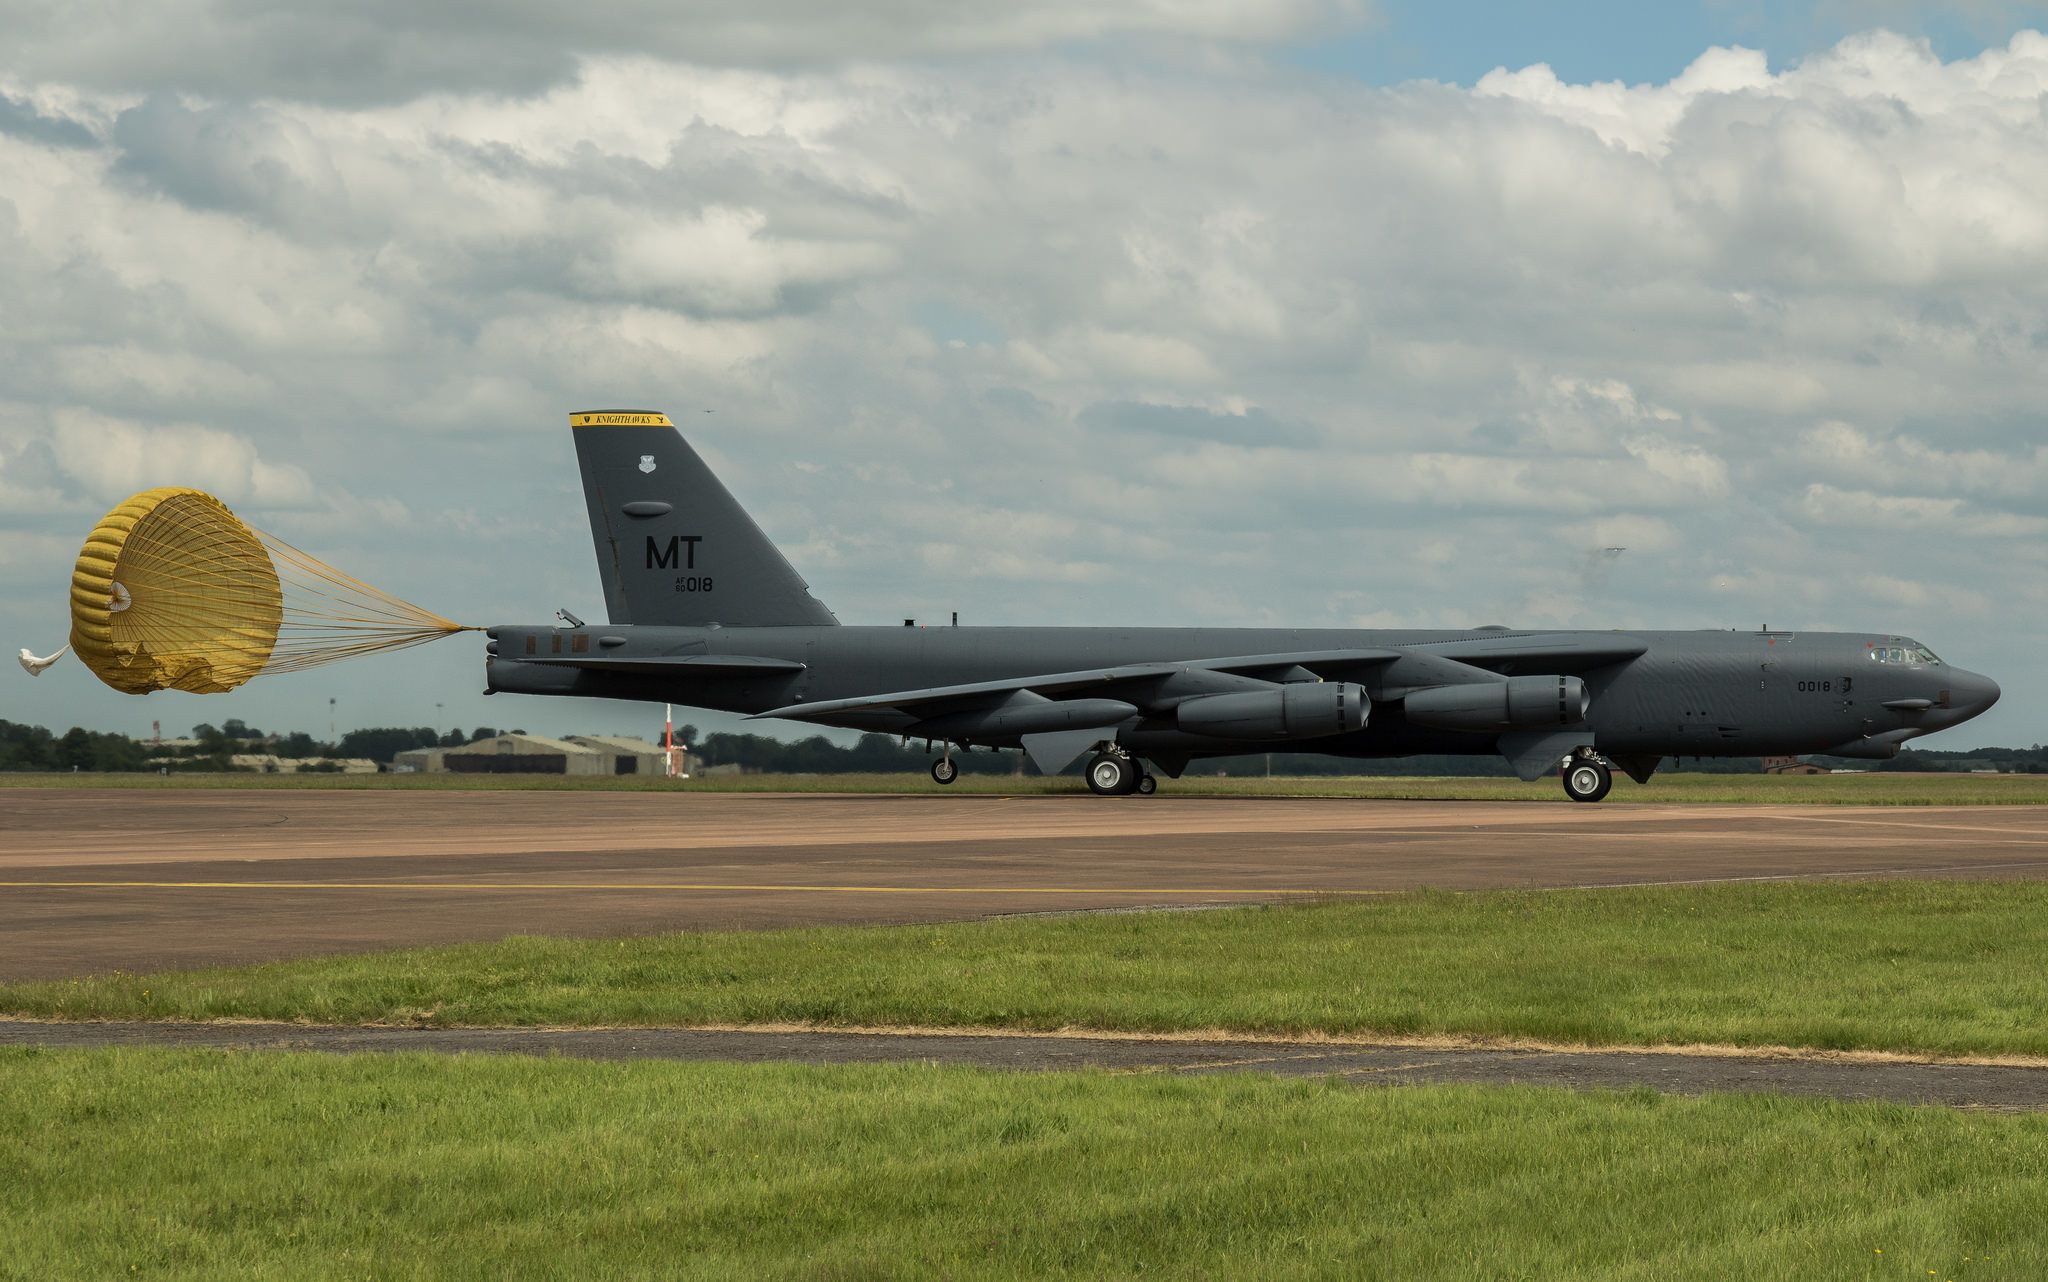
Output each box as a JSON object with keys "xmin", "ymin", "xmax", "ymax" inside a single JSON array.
[
  {"xmin": 1404, "ymin": 675, "xmax": 1589, "ymax": 731},
  {"xmin": 1175, "ymin": 681, "xmax": 1368, "ymax": 740}
]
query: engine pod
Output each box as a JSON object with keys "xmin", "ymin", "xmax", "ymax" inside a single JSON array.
[
  {"xmin": 1403, "ymin": 675, "xmax": 1589, "ymax": 731},
  {"xmin": 1175, "ymin": 682, "xmax": 1369, "ymax": 740}
]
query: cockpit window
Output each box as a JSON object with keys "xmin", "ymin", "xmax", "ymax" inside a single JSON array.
[{"xmin": 1867, "ymin": 639, "xmax": 1941, "ymax": 665}]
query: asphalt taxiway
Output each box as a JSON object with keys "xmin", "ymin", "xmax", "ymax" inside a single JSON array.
[{"xmin": 5, "ymin": 788, "xmax": 2048, "ymax": 980}]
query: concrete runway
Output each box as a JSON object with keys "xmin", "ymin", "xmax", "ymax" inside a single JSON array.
[{"xmin": 6, "ymin": 787, "xmax": 2048, "ymax": 980}]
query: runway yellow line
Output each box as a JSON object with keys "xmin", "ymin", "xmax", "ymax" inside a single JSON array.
[{"xmin": 0, "ymin": 879, "xmax": 1381, "ymax": 897}]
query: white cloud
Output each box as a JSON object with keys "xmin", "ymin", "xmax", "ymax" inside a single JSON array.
[
  {"xmin": 1564, "ymin": 515, "xmax": 1680, "ymax": 556},
  {"xmin": 3, "ymin": 21, "xmax": 2047, "ymax": 740},
  {"xmin": 1477, "ymin": 44, "xmax": 1775, "ymax": 156},
  {"xmin": 1789, "ymin": 420, "xmax": 2048, "ymax": 501},
  {"xmin": 46, "ymin": 410, "xmax": 315, "ymax": 509},
  {"xmin": 1852, "ymin": 571, "xmax": 1994, "ymax": 618},
  {"xmin": 0, "ymin": 0, "xmax": 1371, "ymax": 103},
  {"xmin": 1797, "ymin": 483, "xmax": 2048, "ymax": 537}
]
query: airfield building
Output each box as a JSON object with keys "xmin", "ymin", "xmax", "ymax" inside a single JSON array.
[
  {"xmin": 564, "ymin": 735, "xmax": 671, "ymax": 775},
  {"xmin": 395, "ymin": 733, "xmax": 667, "ymax": 776},
  {"xmin": 1761, "ymin": 756, "xmax": 1832, "ymax": 776}
]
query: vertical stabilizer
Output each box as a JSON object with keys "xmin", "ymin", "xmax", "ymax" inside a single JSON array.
[{"xmin": 570, "ymin": 411, "xmax": 837, "ymax": 627}]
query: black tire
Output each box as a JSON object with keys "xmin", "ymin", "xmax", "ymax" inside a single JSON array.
[
  {"xmin": 930, "ymin": 757, "xmax": 958, "ymax": 785},
  {"xmin": 1135, "ymin": 774, "xmax": 1157, "ymax": 796},
  {"xmin": 1085, "ymin": 753, "xmax": 1132, "ymax": 796},
  {"xmin": 1562, "ymin": 758, "xmax": 1612, "ymax": 803}
]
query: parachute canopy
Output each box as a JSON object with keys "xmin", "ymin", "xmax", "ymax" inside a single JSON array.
[{"xmin": 68, "ymin": 487, "xmax": 470, "ymax": 695}]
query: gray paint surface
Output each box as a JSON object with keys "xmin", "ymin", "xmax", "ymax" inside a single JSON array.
[{"xmin": 487, "ymin": 416, "xmax": 2002, "ymax": 787}]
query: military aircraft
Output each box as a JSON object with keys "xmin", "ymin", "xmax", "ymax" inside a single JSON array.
[{"xmin": 484, "ymin": 411, "xmax": 2002, "ymax": 801}]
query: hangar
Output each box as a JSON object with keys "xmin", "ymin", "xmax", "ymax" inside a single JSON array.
[{"xmin": 395, "ymin": 733, "xmax": 666, "ymax": 776}]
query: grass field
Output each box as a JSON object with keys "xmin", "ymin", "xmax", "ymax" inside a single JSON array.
[
  {"xmin": 4, "ymin": 1048, "xmax": 2042, "ymax": 1281},
  {"xmin": 12, "ymin": 881, "xmax": 2048, "ymax": 1059},
  {"xmin": 4, "ymin": 768, "xmax": 2045, "ymax": 804}
]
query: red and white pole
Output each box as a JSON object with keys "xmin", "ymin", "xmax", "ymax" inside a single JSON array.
[{"xmin": 664, "ymin": 704, "xmax": 675, "ymax": 778}]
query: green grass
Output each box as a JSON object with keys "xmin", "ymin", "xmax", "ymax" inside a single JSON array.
[
  {"xmin": 3, "ymin": 1049, "xmax": 2044, "ymax": 1280},
  {"xmin": 14, "ymin": 881, "xmax": 2048, "ymax": 1058},
  {"xmin": 5, "ymin": 768, "xmax": 2045, "ymax": 804}
]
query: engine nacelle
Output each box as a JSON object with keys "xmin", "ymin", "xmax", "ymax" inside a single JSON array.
[
  {"xmin": 1403, "ymin": 675, "xmax": 1589, "ymax": 731},
  {"xmin": 911, "ymin": 694, "xmax": 1138, "ymax": 739},
  {"xmin": 1175, "ymin": 682, "xmax": 1369, "ymax": 741}
]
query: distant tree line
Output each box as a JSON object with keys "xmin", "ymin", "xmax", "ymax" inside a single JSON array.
[
  {"xmin": 690, "ymin": 731, "xmax": 1026, "ymax": 776},
  {"xmin": 0, "ymin": 721, "xmax": 518, "ymax": 771},
  {"xmin": 3, "ymin": 717, "xmax": 2044, "ymax": 775},
  {"xmin": 0, "ymin": 721, "xmax": 153, "ymax": 772},
  {"xmin": 1838, "ymin": 745, "xmax": 2048, "ymax": 774}
]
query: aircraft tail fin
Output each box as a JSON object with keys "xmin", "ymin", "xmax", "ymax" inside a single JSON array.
[{"xmin": 569, "ymin": 411, "xmax": 837, "ymax": 628}]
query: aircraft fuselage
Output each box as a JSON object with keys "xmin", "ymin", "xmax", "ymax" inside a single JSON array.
[
  {"xmin": 485, "ymin": 622, "xmax": 1998, "ymax": 767},
  {"xmin": 485, "ymin": 412, "xmax": 2003, "ymax": 797}
]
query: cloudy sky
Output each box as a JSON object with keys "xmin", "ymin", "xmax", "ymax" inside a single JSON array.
[{"xmin": 3, "ymin": 0, "xmax": 2045, "ymax": 749}]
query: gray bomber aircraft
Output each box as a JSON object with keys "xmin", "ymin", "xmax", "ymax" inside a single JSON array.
[{"xmin": 484, "ymin": 411, "xmax": 2002, "ymax": 801}]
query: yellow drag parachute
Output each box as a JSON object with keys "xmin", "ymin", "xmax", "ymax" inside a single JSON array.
[{"xmin": 66, "ymin": 487, "xmax": 470, "ymax": 695}]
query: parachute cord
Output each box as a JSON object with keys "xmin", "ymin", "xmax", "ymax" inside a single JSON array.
[{"xmin": 97, "ymin": 507, "xmax": 475, "ymax": 683}]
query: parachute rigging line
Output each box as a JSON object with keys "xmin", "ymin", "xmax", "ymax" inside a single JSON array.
[{"xmin": 65, "ymin": 487, "xmax": 475, "ymax": 695}]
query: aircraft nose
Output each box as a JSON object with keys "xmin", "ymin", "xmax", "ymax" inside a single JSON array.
[{"xmin": 1948, "ymin": 669, "xmax": 2000, "ymax": 719}]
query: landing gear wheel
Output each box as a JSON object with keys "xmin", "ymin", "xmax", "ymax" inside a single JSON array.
[
  {"xmin": 1086, "ymin": 753, "xmax": 1135, "ymax": 796},
  {"xmin": 1135, "ymin": 773, "xmax": 1157, "ymax": 796},
  {"xmin": 930, "ymin": 756, "xmax": 958, "ymax": 785},
  {"xmin": 1562, "ymin": 758, "xmax": 1612, "ymax": 803}
]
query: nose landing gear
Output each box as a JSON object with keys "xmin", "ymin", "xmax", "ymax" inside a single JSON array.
[{"xmin": 1561, "ymin": 750, "xmax": 1613, "ymax": 803}]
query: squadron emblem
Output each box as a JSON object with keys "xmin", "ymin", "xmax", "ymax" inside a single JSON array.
[{"xmin": 638, "ymin": 455, "xmax": 657, "ymax": 474}]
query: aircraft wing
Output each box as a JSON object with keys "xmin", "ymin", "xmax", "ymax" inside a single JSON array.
[
  {"xmin": 751, "ymin": 648, "xmax": 1401, "ymax": 724},
  {"xmin": 1414, "ymin": 632, "xmax": 1648, "ymax": 670}
]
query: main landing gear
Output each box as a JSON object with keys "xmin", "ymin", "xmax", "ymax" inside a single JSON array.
[
  {"xmin": 1086, "ymin": 750, "xmax": 1155, "ymax": 797},
  {"xmin": 929, "ymin": 740, "xmax": 1156, "ymax": 796},
  {"xmin": 1561, "ymin": 750, "xmax": 1613, "ymax": 804}
]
